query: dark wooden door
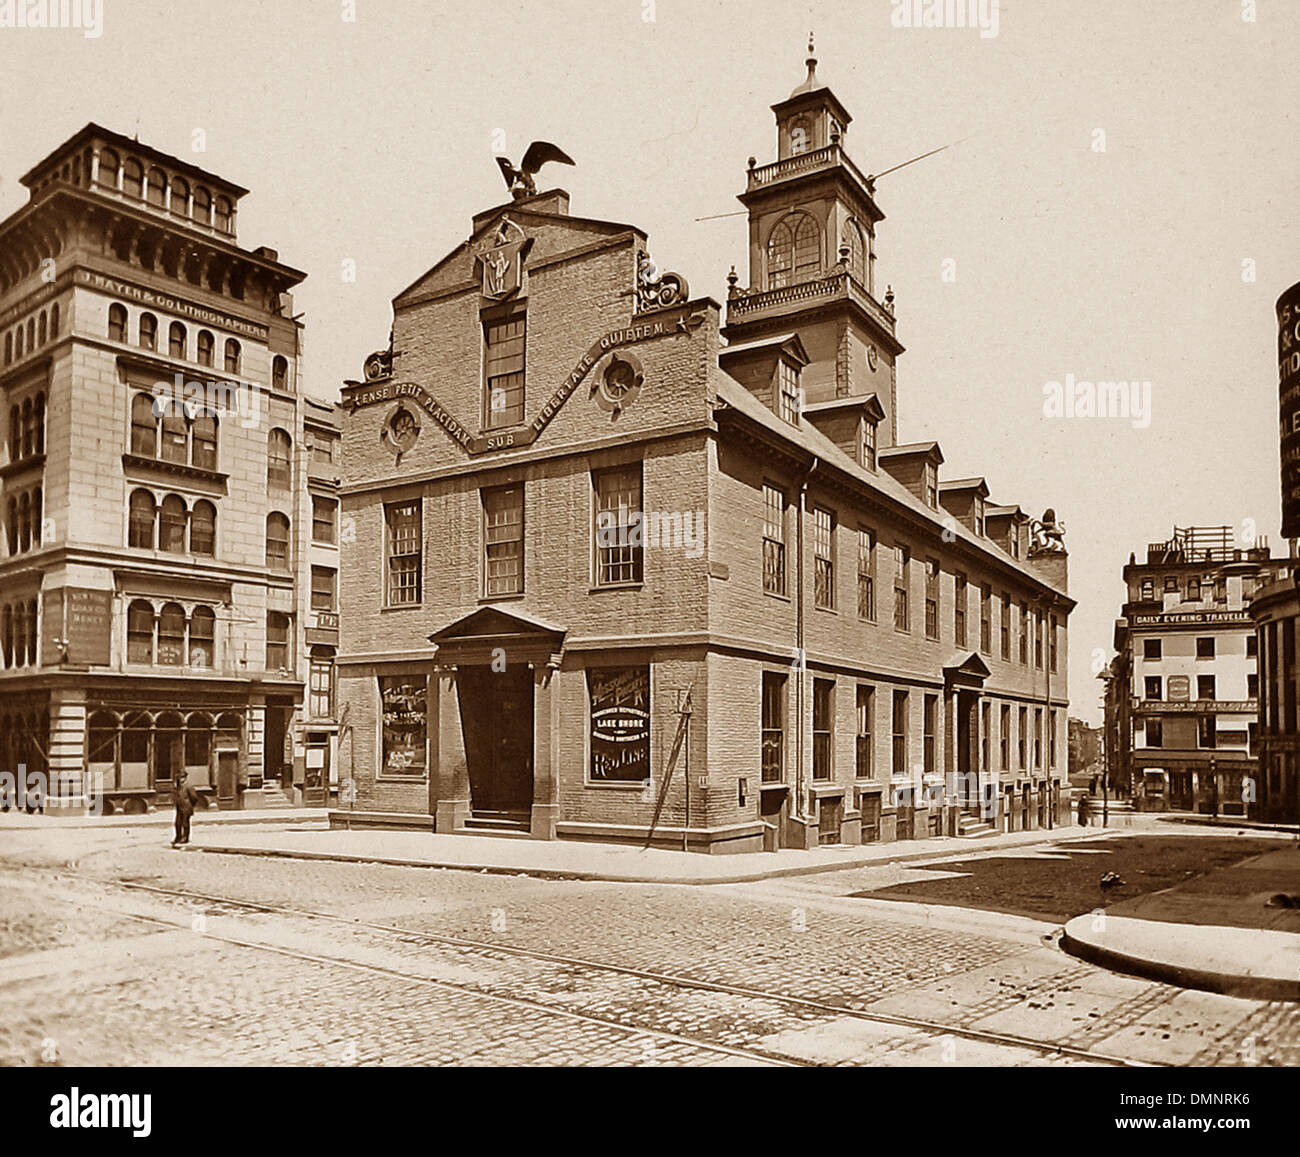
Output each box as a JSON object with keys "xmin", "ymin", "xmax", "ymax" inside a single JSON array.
[
  {"xmin": 216, "ymin": 750, "xmax": 238, "ymax": 810},
  {"xmin": 460, "ymin": 666, "xmax": 534, "ymax": 814}
]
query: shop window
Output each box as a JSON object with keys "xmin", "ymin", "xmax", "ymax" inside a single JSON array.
[
  {"xmin": 378, "ymin": 675, "xmax": 428, "ymax": 775},
  {"xmin": 761, "ymin": 671, "xmax": 786, "ymax": 783}
]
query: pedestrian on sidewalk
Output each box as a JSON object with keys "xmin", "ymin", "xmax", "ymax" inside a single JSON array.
[
  {"xmin": 172, "ymin": 772, "xmax": 199, "ymax": 847},
  {"xmin": 1078, "ymin": 792, "xmax": 1091, "ymax": 827}
]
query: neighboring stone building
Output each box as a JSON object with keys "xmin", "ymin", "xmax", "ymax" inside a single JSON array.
[
  {"xmin": 0, "ymin": 124, "xmax": 339, "ymax": 813},
  {"xmin": 1110, "ymin": 525, "xmax": 1285, "ymax": 815},
  {"xmin": 334, "ymin": 50, "xmax": 1073, "ymax": 851}
]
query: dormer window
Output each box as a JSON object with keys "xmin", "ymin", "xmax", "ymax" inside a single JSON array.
[
  {"xmin": 861, "ymin": 417, "xmax": 877, "ymax": 471},
  {"xmin": 974, "ymin": 500, "xmax": 985, "ymax": 536},
  {"xmin": 924, "ymin": 464, "xmax": 938, "ymax": 508},
  {"xmin": 777, "ymin": 361, "xmax": 800, "ymax": 425}
]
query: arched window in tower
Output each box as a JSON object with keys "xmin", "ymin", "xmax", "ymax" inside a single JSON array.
[
  {"xmin": 169, "ymin": 321, "xmax": 187, "ymax": 360},
  {"xmin": 843, "ymin": 220, "xmax": 867, "ymax": 285},
  {"xmin": 146, "ymin": 168, "xmax": 167, "ymax": 209},
  {"xmin": 196, "ymin": 330, "xmax": 214, "ymax": 367},
  {"xmin": 192, "ymin": 186, "xmax": 212, "ymax": 226},
  {"xmin": 138, "ymin": 312, "xmax": 157, "ymax": 351},
  {"xmin": 767, "ymin": 212, "xmax": 820, "ymax": 290},
  {"xmin": 122, "ymin": 159, "xmax": 143, "ymax": 199},
  {"xmin": 98, "ymin": 148, "xmax": 120, "ymax": 189}
]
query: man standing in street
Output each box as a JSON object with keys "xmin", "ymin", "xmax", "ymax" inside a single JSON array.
[{"xmin": 172, "ymin": 772, "xmax": 199, "ymax": 847}]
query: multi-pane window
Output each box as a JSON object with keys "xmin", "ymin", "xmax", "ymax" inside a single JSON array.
[
  {"xmin": 923, "ymin": 694, "xmax": 937, "ymax": 774},
  {"xmin": 594, "ymin": 465, "xmax": 643, "ymax": 585},
  {"xmin": 311, "ymin": 497, "xmax": 337, "ymax": 544},
  {"xmin": 925, "ymin": 559, "xmax": 939, "ymax": 640},
  {"xmin": 857, "ymin": 529, "xmax": 876, "ymax": 620},
  {"xmin": 923, "ymin": 463, "xmax": 938, "ymax": 508},
  {"xmin": 267, "ymin": 429, "xmax": 292, "ymax": 489},
  {"xmin": 777, "ymin": 360, "xmax": 800, "ymax": 424},
  {"xmin": 762, "ymin": 484, "xmax": 786, "ymax": 596},
  {"xmin": 954, "ymin": 572, "xmax": 967, "ymax": 646},
  {"xmin": 385, "ymin": 500, "xmax": 422, "ymax": 605},
  {"xmin": 108, "ymin": 304, "xmax": 127, "ymax": 343},
  {"xmin": 265, "ymin": 513, "xmax": 291, "ymax": 571},
  {"xmin": 197, "ymin": 330, "xmax": 214, "ymax": 367},
  {"xmin": 812, "ymin": 679, "xmax": 833, "ymax": 780},
  {"xmin": 1019, "ymin": 600, "xmax": 1029, "ymax": 664},
  {"xmin": 310, "ymin": 566, "xmax": 337, "ymax": 612},
  {"xmin": 309, "ymin": 654, "xmax": 334, "ymax": 718},
  {"xmin": 1000, "ymin": 704, "xmax": 1010, "ymax": 769},
  {"xmin": 891, "ymin": 691, "xmax": 908, "ymax": 777},
  {"xmin": 484, "ymin": 485, "xmax": 524, "ymax": 597},
  {"xmin": 813, "ymin": 507, "xmax": 834, "ymax": 609},
  {"xmin": 1144, "ymin": 637, "xmax": 1161, "ymax": 661},
  {"xmin": 1018, "ymin": 706, "xmax": 1028, "ymax": 768},
  {"xmin": 766, "ymin": 211, "xmax": 819, "ymax": 290},
  {"xmin": 266, "ymin": 612, "xmax": 290, "ymax": 670},
  {"xmin": 893, "ymin": 544, "xmax": 910, "ymax": 631},
  {"xmin": 485, "ymin": 315, "xmax": 526, "ymax": 428},
  {"xmin": 139, "ymin": 312, "xmax": 157, "ymax": 350},
  {"xmin": 1035, "ymin": 612, "xmax": 1044, "ymax": 668},
  {"xmin": 1145, "ymin": 676, "xmax": 1163, "ymax": 700},
  {"xmin": 1000, "ymin": 592, "xmax": 1011, "ymax": 660},
  {"xmin": 1049, "ymin": 613, "xmax": 1059, "ymax": 673},
  {"xmin": 1034, "ymin": 708, "xmax": 1043, "ymax": 769},
  {"xmin": 129, "ymin": 393, "xmax": 218, "ymax": 470},
  {"xmin": 861, "ymin": 418, "xmax": 877, "ymax": 471},
  {"xmin": 1187, "ymin": 578, "xmax": 1200, "ymax": 601},
  {"xmin": 980, "ymin": 585, "xmax": 992, "ymax": 652},
  {"xmin": 168, "ymin": 322, "xmax": 186, "ymax": 359},
  {"xmin": 1049, "ymin": 709, "xmax": 1058, "ymax": 769},
  {"xmin": 856, "ymin": 685, "xmax": 874, "ymax": 779},
  {"xmin": 1196, "ymin": 636, "xmax": 1215, "ymax": 659},
  {"xmin": 1141, "ymin": 578, "xmax": 1154, "ymax": 600},
  {"xmin": 224, "ymin": 339, "xmax": 240, "ymax": 374},
  {"xmin": 1198, "ymin": 674, "xmax": 1216, "ymax": 701},
  {"xmin": 761, "ymin": 672, "xmax": 786, "ymax": 783}
]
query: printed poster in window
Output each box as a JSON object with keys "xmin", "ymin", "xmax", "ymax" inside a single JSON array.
[
  {"xmin": 589, "ymin": 666, "xmax": 650, "ymax": 782},
  {"xmin": 380, "ymin": 676, "xmax": 427, "ymax": 775}
]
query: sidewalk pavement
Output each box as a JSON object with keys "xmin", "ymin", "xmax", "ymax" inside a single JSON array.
[
  {"xmin": 180, "ymin": 817, "xmax": 1162, "ymax": 886},
  {"xmin": 0, "ymin": 807, "xmax": 327, "ymax": 831},
  {"xmin": 1062, "ymin": 845, "xmax": 1300, "ymax": 1001}
]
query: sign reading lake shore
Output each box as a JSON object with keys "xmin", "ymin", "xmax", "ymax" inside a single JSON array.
[{"xmin": 345, "ymin": 305, "xmax": 706, "ymax": 455}]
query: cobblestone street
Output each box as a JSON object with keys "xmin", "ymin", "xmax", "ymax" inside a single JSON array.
[{"xmin": 0, "ymin": 824, "xmax": 1295, "ymax": 1067}]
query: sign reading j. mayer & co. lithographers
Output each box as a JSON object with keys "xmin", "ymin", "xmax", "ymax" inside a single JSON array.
[
  {"xmin": 75, "ymin": 270, "xmax": 270, "ymax": 341},
  {"xmin": 345, "ymin": 304, "xmax": 706, "ymax": 455}
]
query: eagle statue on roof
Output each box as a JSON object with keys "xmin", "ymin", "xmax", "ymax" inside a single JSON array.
[{"xmin": 495, "ymin": 141, "xmax": 575, "ymax": 200}]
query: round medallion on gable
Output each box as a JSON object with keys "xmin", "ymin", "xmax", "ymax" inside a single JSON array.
[
  {"xmin": 593, "ymin": 350, "xmax": 645, "ymax": 414},
  {"xmin": 381, "ymin": 403, "xmax": 420, "ymax": 455}
]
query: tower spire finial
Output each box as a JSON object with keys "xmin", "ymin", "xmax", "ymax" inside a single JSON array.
[{"xmin": 803, "ymin": 31, "xmax": 818, "ymax": 87}]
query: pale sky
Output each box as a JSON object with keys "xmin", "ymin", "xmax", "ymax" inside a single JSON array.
[{"xmin": 3, "ymin": 0, "xmax": 1297, "ymax": 723}]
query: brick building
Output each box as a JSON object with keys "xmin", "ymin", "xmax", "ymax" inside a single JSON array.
[
  {"xmin": 335, "ymin": 51, "xmax": 1073, "ymax": 851},
  {"xmin": 1110, "ymin": 525, "xmax": 1285, "ymax": 815},
  {"xmin": 0, "ymin": 124, "xmax": 341, "ymax": 813}
]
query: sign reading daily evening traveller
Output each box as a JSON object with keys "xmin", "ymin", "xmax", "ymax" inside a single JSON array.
[{"xmin": 345, "ymin": 305, "xmax": 705, "ymax": 455}]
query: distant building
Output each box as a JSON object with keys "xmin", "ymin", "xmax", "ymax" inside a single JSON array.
[
  {"xmin": 333, "ymin": 47, "xmax": 1073, "ymax": 851},
  {"xmin": 1110, "ymin": 525, "xmax": 1285, "ymax": 814},
  {"xmin": 0, "ymin": 124, "xmax": 340, "ymax": 813},
  {"xmin": 1066, "ymin": 716, "xmax": 1101, "ymax": 785}
]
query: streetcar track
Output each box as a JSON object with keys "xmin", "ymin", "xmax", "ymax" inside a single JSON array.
[
  {"xmin": 9, "ymin": 864, "xmax": 1160, "ymax": 1067},
  {"xmin": 111, "ymin": 908, "xmax": 805, "ymax": 1068}
]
